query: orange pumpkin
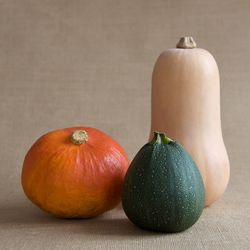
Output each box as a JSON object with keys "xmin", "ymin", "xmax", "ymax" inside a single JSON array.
[{"xmin": 21, "ymin": 127, "xmax": 129, "ymax": 218}]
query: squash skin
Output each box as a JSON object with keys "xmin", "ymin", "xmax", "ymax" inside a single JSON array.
[
  {"xmin": 122, "ymin": 133, "xmax": 205, "ymax": 233},
  {"xmin": 22, "ymin": 127, "xmax": 129, "ymax": 218},
  {"xmin": 150, "ymin": 48, "xmax": 230, "ymax": 206}
]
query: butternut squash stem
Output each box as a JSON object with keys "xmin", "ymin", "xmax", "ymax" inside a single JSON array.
[
  {"xmin": 71, "ymin": 130, "xmax": 88, "ymax": 145},
  {"xmin": 151, "ymin": 132, "xmax": 173, "ymax": 145},
  {"xmin": 176, "ymin": 36, "xmax": 197, "ymax": 49}
]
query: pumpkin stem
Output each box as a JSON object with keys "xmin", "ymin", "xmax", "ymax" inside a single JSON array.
[
  {"xmin": 176, "ymin": 37, "xmax": 197, "ymax": 49},
  {"xmin": 71, "ymin": 130, "xmax": 88, "ymax": 145},
  {"xmin": 151, "ymin": 131, "xmax": 173, "ymax": 145}
]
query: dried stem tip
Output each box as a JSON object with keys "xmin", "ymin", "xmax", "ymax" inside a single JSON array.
[
  {"xmin": 71, "ymin": 130, "xmax": 88, "ymax": 145},
  {"xmin": 176, "ymin": 36, "xmax": 197, "ymax": 49}
]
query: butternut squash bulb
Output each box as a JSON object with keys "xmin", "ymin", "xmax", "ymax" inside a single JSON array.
[{"xmin": 150, "ymin": 37, "xmax": 230, "ymax": 206}]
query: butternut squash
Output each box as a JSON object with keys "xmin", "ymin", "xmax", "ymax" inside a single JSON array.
[{"xmin": 150, "ymin": 37, "xmax": 230, "ymax": 206}]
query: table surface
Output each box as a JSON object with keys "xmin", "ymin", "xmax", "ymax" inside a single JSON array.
[
  {"xmin": 1, "ymin": 191, "xmax": 250, "ymax": 250},
  {"xmin": 1, "ymin": 0, "xmax": 250, "ymax": 249}
]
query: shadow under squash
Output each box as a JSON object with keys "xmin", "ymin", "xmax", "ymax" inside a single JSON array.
[
  {"xmin": 76, "ymin": 217, "xmax": 159, "ymax": 237},
  {"xmin": 0, "ymin": 202, "xmax": 62, "ymax": 225},
  {"xmin": 0, "ymin": 202, "xmax": 160, "ymax": 237}
]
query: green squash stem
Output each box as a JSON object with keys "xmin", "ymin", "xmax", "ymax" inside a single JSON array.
[{"xmin": 151, "ymin": 131, "xmax": 173, "ymax": 145}]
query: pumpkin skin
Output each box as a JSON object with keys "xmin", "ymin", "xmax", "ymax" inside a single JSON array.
[
  {"xmin": 122, "ymin": 132, "xmax": 205, "ymax": 233},
  {"xmin": 22, "ymin": 127, "xmax": 129, "ymax": 218},
  {"xmin": 150, "ymin": 37, "xmax": 230, "ymax": 206}
]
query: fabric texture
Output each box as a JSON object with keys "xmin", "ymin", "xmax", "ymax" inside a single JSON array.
[{"xmin": 0, "ymin": 0, "xmax": 249, "ymax": 249}]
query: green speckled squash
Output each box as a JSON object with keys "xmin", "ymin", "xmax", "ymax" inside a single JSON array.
[{"xmin": 122, "ymin": 132, "xmax": 205, "ymax": 233}]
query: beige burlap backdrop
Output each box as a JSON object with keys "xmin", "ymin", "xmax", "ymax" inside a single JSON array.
[{"xmin": 0, "ymin": 0, "xmax": 249, "ymax": 249}]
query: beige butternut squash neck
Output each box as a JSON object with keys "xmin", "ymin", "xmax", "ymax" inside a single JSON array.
[{"xmin": 176, "ymin": 37, "xmax": 197, "ymax": 49}]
